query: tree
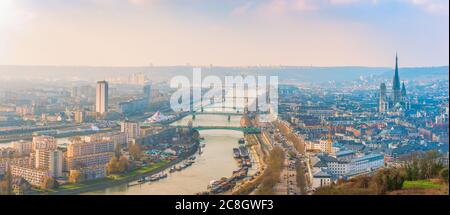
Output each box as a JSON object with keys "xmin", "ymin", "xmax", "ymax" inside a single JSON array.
[
  {"xmin": 405, "ymin": 150, "xmax": 444, "ymax": 180},
  {"xmin": 0, "ymin": 181, "xmax": 9, "ymax": 195},
  {"xmin": 107, "ymin": 156, "xmax": 129, "ymax": 174},
  {"xmin": 107, "ymin": 156, "xmax": 119, "ymax": 174},
  {"xmin": 69, "ymin": 170, "xmax": 84, "ymax": 184},
  {"xmin": 41, "ymin": 176, "xmax": 58, "ymax": 190},
  {"xmin": 118, "ymin": 156, "xmax": 129, "ymax": 173},
  {"xmin": 371, "ymin": 168, "xmax": 404, "ymax": 195},
  {"xmin": 404, "ymin": 157, "xmax": 419, "ymax": 181},
  {"xmin": 129, "ymin": 144, "xmax": 143, "ymax": 161},
  {"xmin": 191, "ymin": 129, "xmax": 201, "ymax": 143},
  {"xmin": 0, "ymin": 166, "xmax": 13, "ymax": 195},
  {"xmin": 0, "ymin": 167, "xmax": 12, "ymax": 195},
  {"xmin": 187, "ymin": 120, "xmax": 193, "ymax": 131},
  {"xmin": 440, "ymin": 168, "xmax": 449, "ymax": 184},
  {"xmin": 256, "ymin": 147, "xmax": 285, "ymax": 195},
  {"xmin": 354, "ymin": 176, "xmax": 371, "ymax": 189},
  {"xmin": 68, "ymin": 136, "xmax": 82, "ymax": 144},
  {"xmin": 115, "ymin": 143, "xmax": 122, "ymax": 158}
]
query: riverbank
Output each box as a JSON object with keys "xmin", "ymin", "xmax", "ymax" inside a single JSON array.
[
  {"xmin": 91, "ymin": 129, "xmax": 243, "ymax": 195},
  {"xmin": 37, "ymin": 144, "xmax": 199, "ymax": 195},
  {"xmin": 232, "ymin": 134, "xmax": 268, "ymax": 195}
]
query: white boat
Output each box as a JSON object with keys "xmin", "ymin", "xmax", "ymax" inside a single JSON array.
[{"xmin": 145, "ymin": 111, "xmax": 176, "ymax": 123}]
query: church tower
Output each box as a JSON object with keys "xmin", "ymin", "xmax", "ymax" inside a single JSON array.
[
  {"xmin": 401, "ymin": 81, "xmax": 407, "ymax": 98},
  {"xmin": 401, "ymin": 81, "xmax": 410, "ymax": 110},
  {"xmin": 379, "ymin": 83, "xmax": 387, "ymax": 113},
  {"xmin": 392, "ymin": 53, "xmax": 401, "ymax": 105}
]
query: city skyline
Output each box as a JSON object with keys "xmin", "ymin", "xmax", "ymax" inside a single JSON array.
[
  {"xmin": 0, "ymin": 0, "xmax": 449, "ymax": 67},
  {"xmin": 0, "ymin": 1, "xmax": 448, "ymax": 198},
  {"xmin": 0, "ymin": 53, "xmax": 448, "ymax": 196}
]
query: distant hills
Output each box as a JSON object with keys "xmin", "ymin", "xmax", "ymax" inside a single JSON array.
[
  {"xmin": 379, "ymin": 66, "xmax": 449, "ymax": 80},
  {"xmin": 0, "ymin": 65, "xmax": 447, "ymax": 84}
]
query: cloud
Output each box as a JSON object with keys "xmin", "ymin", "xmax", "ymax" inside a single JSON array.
[
  {"xmin": 329, "ymin": 0, "xmax": 361, "ymax": 5},
  {"xmin": 404, "ymin": 0, "xmax": 449, "ymax": 16},
  {"xmin": 256, "ymin": 0, "xmax": 318, "ymax": 15},
  {"xmin": 231, "ymin": 2, "xmax": 253, "ymax": 16},
  {"xmin": 128, "ymin": 0, "xmax": 157, "ymax": 6},
  {"xmin": 87, "ymin": 0, "xmax": 157, "ymax": 7},
  {"xmin": 233, "ymin": 0, "xmax": 380, "ymax": 16},
  {"xmin": 291, "ymin": 0, "xmax": 319, "ymax": 11}
]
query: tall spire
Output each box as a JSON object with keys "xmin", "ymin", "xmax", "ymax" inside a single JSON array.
[{"xmin": 393, "ymin": 53, "xmax": 401, "ymax": 104}]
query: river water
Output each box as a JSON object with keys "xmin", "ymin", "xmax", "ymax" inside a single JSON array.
[
  {"xmin": 170, "ymin": 114, "xmax": 242, "ymax": 127},
  {"xmin": 86, "ymin": 114, "xmax": 244, "ymax": 195}
]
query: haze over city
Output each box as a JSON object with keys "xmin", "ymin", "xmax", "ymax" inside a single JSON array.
[
  {"xmin": 1, "ymin": 0, "xmax": 449, "ymax": 67},
  {"xmin": 0, "ymin": 0, "xmax": 448, "ymax": 198}
]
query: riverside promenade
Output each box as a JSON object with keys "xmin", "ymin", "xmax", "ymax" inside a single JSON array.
[{"xmin": 47, "ymin": 144, "xmax": 199, "ymax": 195}]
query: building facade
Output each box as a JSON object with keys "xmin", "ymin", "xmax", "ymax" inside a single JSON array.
[
  {"xmin": 121, "ymin": 121, "xmax": 141, "ymax": 140},
  {"xmin": 313, "ymin": 153, "xmax": 385, "ymax": 179},
  {"xmin": 12, "ymin": 140, "xmax": 32, "ymax": 156},
  {"xmin": 66, "ymin": 138, "xmax": 115, "ymax": 172},
  {"xmin": 96, "ymin": 81, "xmax": 109, "ymax": 114},
  {"xmin": 10, "ymin": 165, "xmax": 50, "ymax": 187},
  {"xmin": 32, "ymin": 136, "xmax": 57, "ymax": 152},
  {"xmin": 73, "ymin": 110, "xmax": 85, "ymax": 123},
  {"xmin": 35, "ymin": 149, "xmax": 63, "ymax": 177},
  {"xmin": 143, "ymin": 82, "xmax": 152, "ymax": 104}
]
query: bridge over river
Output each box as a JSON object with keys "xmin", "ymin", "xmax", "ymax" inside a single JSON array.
[{"xmin": 173, "ymin": 125, "xmax": 260, "ymax": 134}]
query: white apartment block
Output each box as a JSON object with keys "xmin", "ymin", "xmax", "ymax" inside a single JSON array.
[
  {"xmin": 314, "ymin": 153, "xmax": 385, "ymax": 179},
  {"xmin": 35, "ymin": 149, "xmax": 63, "ymax": 177},
  {"xmin": 96, "ymin": 81, "xmax": 109, "ymax": 114},
  {"xmin": 0, "ymin": 157, "xmax": 33, "ymax": 175},
  {"xmin": 32, "ymin": 136, "xmax": 58, "ymax": 152},
  {"xmin": 121, "ymin": 121, "xmax": 140, "ymax": 140},
  {"xmin": 12, "ymin": 140, "xmax": 32, "ymax": 156},
  {"xmin": 67, "ymin": 140, "xmax": 115, "ymax": 157},
  {"xmin": 11, "ymin": 165, "xmax": 50, "ymax": 187},
  {"xmin": 66, "ymin": 152, "xmax": 114, "ymax": 170}
]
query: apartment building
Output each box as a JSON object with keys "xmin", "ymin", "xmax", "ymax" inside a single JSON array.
[
  {"xmin": 10, "ymin": 165, "xmax": 50, "ymax": 187},
  {"xmin": 32, "ymin": 136, "xmax": 58, "ymax": 152},
  {"xmin": 66, "ymin": 138, "xmax": 115, "ymax": 172},
  {"xmin": 35, "ymin": 149, "xmax": 63, "ymax": 177},
  {"xmin": 12, "ymin": 140, "xmax": 33, "ymax": 156}
]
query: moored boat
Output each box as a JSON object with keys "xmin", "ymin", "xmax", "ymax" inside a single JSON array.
[{"xmin": 233, "ymin": 148, "xmax": 241, "ymax": 159}]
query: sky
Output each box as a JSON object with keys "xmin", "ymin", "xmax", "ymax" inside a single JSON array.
[{"xmin": 0, "ymin": 0, "xmax": 448, "ymax": 67}]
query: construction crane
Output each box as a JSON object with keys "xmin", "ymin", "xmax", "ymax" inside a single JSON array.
[{"xmin": 326, "ymin": 125, "xmax": 333, "ymax": 154}]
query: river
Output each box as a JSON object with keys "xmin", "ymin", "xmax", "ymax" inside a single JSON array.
[{"xmin": 86, "ymin": 114, "xmax": 245, "ymax": 195}]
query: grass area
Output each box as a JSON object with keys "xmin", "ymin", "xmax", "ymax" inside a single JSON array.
[
  {"xmin": 33, "ymin": 178, "xmax": 113, "ymax": 194},
  {"xmin": 59, "ymin": 178, "xmax": 113, "ymax": 190},
  {"xmin": 403, "ymin": 180, "xmax": 442, "ymax": 189},
  {"xmin": 109, "ymin": 161, "xmax": 168, "ymax": 180},
  {"xmin": 34, "ymin": 161, "xmax": 170, "ymax": 194}
]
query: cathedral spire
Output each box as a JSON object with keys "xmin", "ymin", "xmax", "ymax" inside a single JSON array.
[{"xmin": 393, "ymin": 53, "xmax": 401, "ymax": 104}]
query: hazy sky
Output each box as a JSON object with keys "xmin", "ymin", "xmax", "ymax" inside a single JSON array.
[{"xmin": 0, "ymin": 0, "xmax": 448, "ymax": 67}]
